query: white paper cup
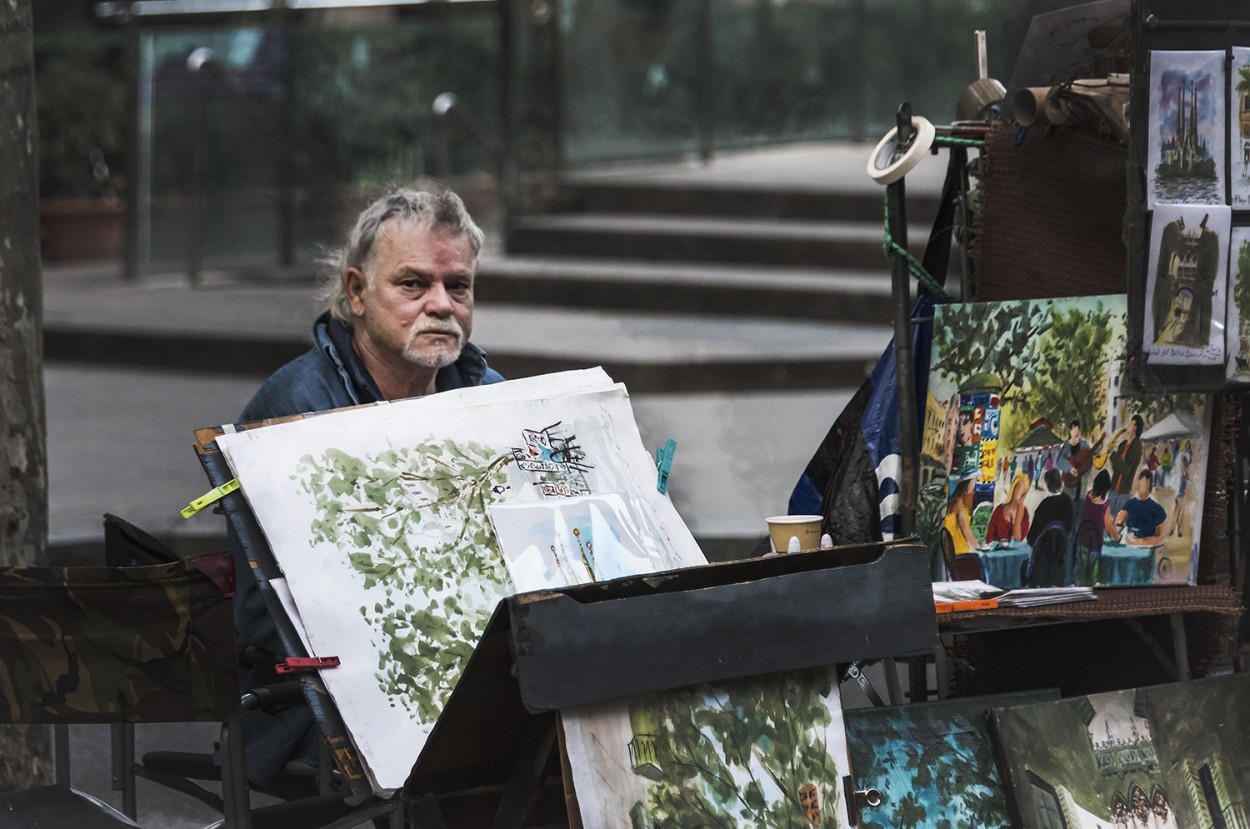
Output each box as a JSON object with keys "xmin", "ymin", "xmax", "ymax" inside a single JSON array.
[{"xmin": 766, "ymin": 514, "xmax": 823, "ymax": 553}]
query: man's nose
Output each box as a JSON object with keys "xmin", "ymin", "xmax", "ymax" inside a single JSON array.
[{"xmin": 424, "ymin": 281, "xmax": 453, "ymax": 315}]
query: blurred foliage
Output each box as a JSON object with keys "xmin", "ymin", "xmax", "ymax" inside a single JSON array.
[
  {"xmin": 35, "ymin": 41, "xmax": 126, "ymax": 198},
  {"xmin": 287, "ymin": 18, "xmax": 499, "ymax": 188}
]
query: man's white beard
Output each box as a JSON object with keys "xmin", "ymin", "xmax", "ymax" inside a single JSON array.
[{"xmin": 402, "ymin": 318, "xmax": 464, "ymax": 369}]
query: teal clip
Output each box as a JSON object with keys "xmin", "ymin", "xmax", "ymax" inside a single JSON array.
[{"xmin": 655, "ymin": 439, "xmax": 677, "ymax": 494}]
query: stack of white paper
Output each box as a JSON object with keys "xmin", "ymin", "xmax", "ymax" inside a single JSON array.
[{"xmin": 216, "ymin": 368, "xmax": 706, "ymax": 791}]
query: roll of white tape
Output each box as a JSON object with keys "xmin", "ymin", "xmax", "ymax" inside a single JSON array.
[{"xmin": 865, "ymin": 115, "xmax": 935, "ymax": 186}]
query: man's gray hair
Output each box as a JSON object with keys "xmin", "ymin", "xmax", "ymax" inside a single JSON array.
[{"xmin": 321, "ymin": 186, "xmax": 485, "ymax": 324}]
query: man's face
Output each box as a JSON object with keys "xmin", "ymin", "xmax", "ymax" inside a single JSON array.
[
  {"xmin": 347, "ymin": 220, "xmax": 475, "ymax": 370},
  {"xmin": 1136, "ymin": 475, "xmax": 1151, "ymax": 499},
  {"xmin": 1070, "ymin": 424, "xmax": 1080, "ymax": 441}
]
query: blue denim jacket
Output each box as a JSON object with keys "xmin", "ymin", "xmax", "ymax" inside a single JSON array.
[
  {"xmin": 234, "ymin": 311, "xmax": 503, "ymax": 785},
  {"xmin": 240, "ymin": 311, "xmax": 504, "ymax": 421}
]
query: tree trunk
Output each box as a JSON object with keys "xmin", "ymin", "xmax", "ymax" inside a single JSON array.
[{"xmin": 0, "ymin": 0, "xmax": 53, "ymax": 791}]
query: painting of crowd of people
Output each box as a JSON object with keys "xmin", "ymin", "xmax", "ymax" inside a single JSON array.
[{"xmin": 919, "ymin": 295, "xmax": 1209, "ymax": 588}]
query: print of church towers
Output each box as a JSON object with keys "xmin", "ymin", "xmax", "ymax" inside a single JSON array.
[{"xmin": 1163, "ymin": 79, "xmax": 1211, "ymax": 172}]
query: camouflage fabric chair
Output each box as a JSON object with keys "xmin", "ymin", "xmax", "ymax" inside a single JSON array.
[{"xmin": 0, "ymin": 550, "xmax": 245, "ymax": 828}]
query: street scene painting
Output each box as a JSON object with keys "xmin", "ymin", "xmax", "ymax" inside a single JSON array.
[
  {"xmin": 991, "ymin": 674, "xmax": 1250, "ymax": 829},
  {"xmin": 1231, "ymin": 47, "xmax": 1250, "ymax": 208},
  {"xmin": 1147, "ymin": 50, "xmax": 1225, "ymax": 207},
  {"xmin": 1144, "ymin": 203, "xmax": 1229, "ymax": 367},
  {"xmin": 844, "ymin": 689, "xmax": 1059, "ymax": 829},
  {"xmin": 215, "ymin": 369, "xmax": 706, "ymax": 791},
  {"xmin": 1227, "ymin": 226, "xmax": 1250, "ymax": 383},
  {"xmin": 919, "ymin": 295, "xmax": 1210, "ymax": 589},
  {"xmin": 561, "ymin": 666, "xmax": 852, "ymax": 828}
]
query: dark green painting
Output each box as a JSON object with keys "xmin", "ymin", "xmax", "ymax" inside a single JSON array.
[
  {"xmin": 992, "ymin": 674, "xmax": 1250, "ymax": 828},
  {"xmin": 844, "ymin": 689, "xmax": 1059, "ymax": 829}
]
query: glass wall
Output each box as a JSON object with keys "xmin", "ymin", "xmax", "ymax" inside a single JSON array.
[
  {"xmin": 553, "ymin": 0, "xmax": 1084, "ymax": 164},
  {"xmin": 35, "ymin": 0, "xmax": 1088, "ymax": 271},
  {"xmin": 128, "ymin": 10, "xmax": 499, "ymax": 273}
]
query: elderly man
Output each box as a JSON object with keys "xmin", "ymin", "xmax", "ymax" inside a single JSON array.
[
  {"xmin": 242, "ymin": 187, "xmax": 503, "ymax": 421},
  {"xmin": 235, "ymin": 186, "xmax": 503, "ymax": 790}
]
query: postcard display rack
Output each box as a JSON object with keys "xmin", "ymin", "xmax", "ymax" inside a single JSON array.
[
  {"xmin": 877, "ymin": 0, "xmax": 1247, "ymax": 702},
  {"xmin": 193, "ymin": 424, "xmax": 939, "ymax": 827}
]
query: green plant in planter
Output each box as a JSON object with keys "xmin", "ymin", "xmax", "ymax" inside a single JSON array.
[{"xmin": 36, "ymin": 46, "xmax": 126, "ymax": 199}]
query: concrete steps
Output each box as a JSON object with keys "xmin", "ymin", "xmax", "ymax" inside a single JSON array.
[
  {"xmin": 476, "ymin": 255, "xmax": 892, "ymax": 322},
  {"xmin": 507, "ymin": 213, "xmax": 894, "ymax": 270}
]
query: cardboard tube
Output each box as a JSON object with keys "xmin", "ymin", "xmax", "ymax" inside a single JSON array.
[{"xmin": 1014, "ymin": 87, "xmax": 1052, "ymax": 127}]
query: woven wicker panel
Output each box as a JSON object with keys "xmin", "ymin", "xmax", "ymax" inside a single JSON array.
[
  {"xmin": 1197, "ymin": 394, "xmax": 1237, "ymax": 585},
  {"xmin": 970, "ymin": 121, "xmax": 1128, "ymax": 301}
]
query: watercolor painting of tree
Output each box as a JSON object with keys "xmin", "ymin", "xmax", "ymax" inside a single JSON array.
[
  {"xmin": 625, "ymin": 668, "xmax": 848, "ymax": 828},
  {"xmin": 296, "ymin": 437, "xmax": 515, "ymax": 723}
]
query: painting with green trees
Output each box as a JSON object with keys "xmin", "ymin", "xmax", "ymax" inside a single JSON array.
[
  {"xmin": 920, "ymin": 294, "xmax": 1210, "ymax": 589},
  {"xmin": 214, "ymin": 370, "xmax": 705, "ymax": 791},
  {"xmin": 561, "ymin": 666, "xmax": 852, "ymax": 828},
  {"xmin": 1227, "ymin": 226, "xmax": 1250, "ymax": 383},
  {"xmin": 992, "ymin": 674, "xmax": 1250, "ymax": 828},
  {"xmin": 843, "ymin": 689, "xmax": 1059, "ymax": 829}
]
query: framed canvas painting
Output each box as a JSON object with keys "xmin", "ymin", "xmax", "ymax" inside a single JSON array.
[
  {"xmin": 844, "ymin": 689, "xmax": 1059, "ymax": 829},
  {"xmin": 919, "ymin": 295, "xmax": 1210, "ymax": 589},
  {"xmin": 992, "ymin": 674, "xmax": 1250, "ymax": 828},
  {"xmin": 562, "ymin": 666, "xmax": 853, "ymax": 828}
]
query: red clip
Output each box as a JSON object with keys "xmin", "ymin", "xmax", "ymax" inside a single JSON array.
[{"xmin": 276, "ymin": 656, "xmax": 341, "ymax": 674}]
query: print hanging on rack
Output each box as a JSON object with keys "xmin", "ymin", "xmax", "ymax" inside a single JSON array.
[
  {"xmin": 1232, "ymin": 48, "xmax": 1250, "ymax": 207},
  {"xmin": 1147, "ymin": 50, "xmax": 1226, "ymax": 208},
  {"xmin": 1144, "ymin": 203, "xmax": 1229, "ymax": 366},
  {"xmin": 1227, "ymin": 226, "xmax": 1250, "ymax": 382}
]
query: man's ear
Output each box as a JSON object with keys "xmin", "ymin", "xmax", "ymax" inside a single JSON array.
[{"xmin": 346, "ymin": 268, "xmax": 367, "ymax": 317}]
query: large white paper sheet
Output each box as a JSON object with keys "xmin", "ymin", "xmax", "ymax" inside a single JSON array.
[{"xmin": 216, "ymin": 370, "xmax": 706, "ymax": 790}]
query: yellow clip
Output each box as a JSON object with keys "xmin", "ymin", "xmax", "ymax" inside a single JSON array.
[{"xmin": 181, "ymin": 479, "xmax": 241, "ymax": 519}]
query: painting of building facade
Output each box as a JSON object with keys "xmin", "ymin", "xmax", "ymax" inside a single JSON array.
[
  {"xmin": 1144, "ymin": 203, "xmax": 1229, "ymax": 367},
  {"xmin": 919, "ymin": 295, "xmax": 1210, "ymax": 588},
  {"xmin": 1231, "ymin": 47, "xmax": 1250, "ymax": 208},
  {"xmin": 562, "ymin": 666, "xmax": 852, "ymax": 828},
  {"xmin": 844, "ymin": 689, "xmax": 1059, "ymax": 829},
  {"xmin": 1148, "ymin": 50, "xmax": 1226, "ymax": 206},
  {"xmin": 992, "ymin": 674, "xmax": 1250, "ymax": 829}
]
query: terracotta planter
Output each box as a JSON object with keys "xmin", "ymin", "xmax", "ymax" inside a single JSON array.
[{"xmin": 40, "ymin": 197, "xmax": 124, "ymax": 262}]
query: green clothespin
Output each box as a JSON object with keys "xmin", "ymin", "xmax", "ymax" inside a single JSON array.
[
  {"xmin": 181, "ymin": 479, "xmax": 240, "ymax": 519},
  {"xmin": 655, "ymin": 439, "xmax": 677, "ymax": 494}
]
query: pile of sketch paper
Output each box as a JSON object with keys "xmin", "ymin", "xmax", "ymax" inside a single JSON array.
[{"xmin": 215, "ymin": 368, "xmax": 707, "ymax": 791}]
